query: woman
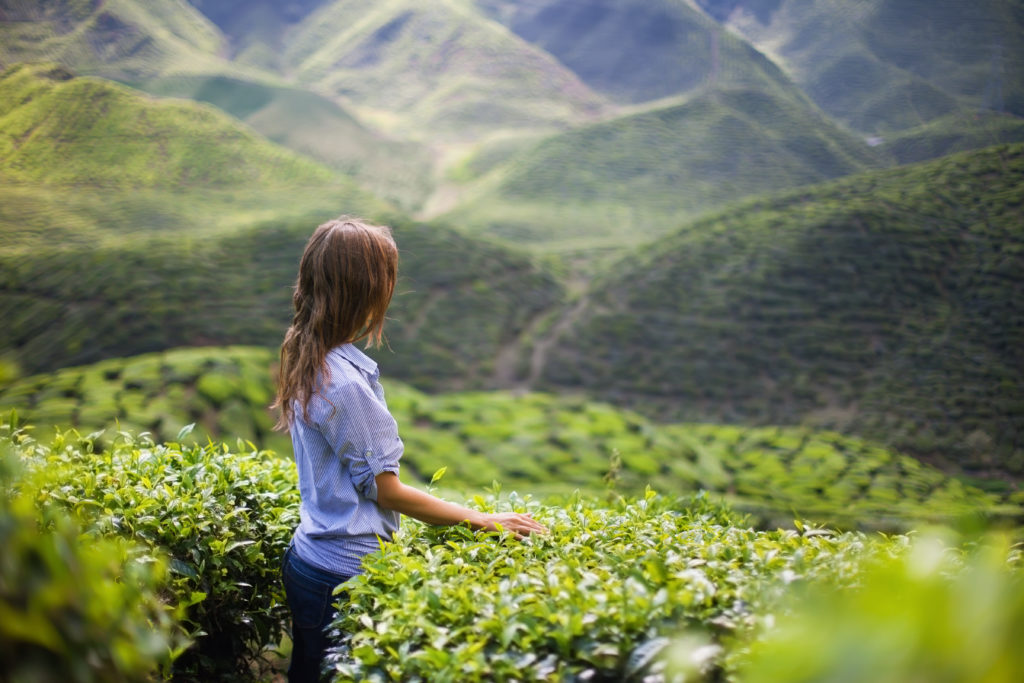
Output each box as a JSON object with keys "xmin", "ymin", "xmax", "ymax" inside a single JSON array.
[{"xmin": 272, "ymin": 217, "xmax": 545, "ymax": 681}]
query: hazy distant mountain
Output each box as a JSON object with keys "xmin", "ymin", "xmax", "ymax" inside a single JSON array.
[
  {"xmin": 445, "ymin": 87, "xmax": 882, "ymax": 250},
  {"xmin": 539, "ymin": 143, "xmax": 1024, "ymax": 476},
  {"xmin": 0, "ymin": 0, "xmax": 233, "ymax": 80},
  {"xmin": 696, "ymin": 0, "xmax": 1024, "ymax": 133},
  {"xmin": 279, "ymin": 0, "xmax": 608, "ymax": 141},
  {"xmin": 476, "ymin": 0, "xmax": 805, "ymax": 105},
  {"xmin": 138, "ymin": 74, "xmax": 434, "ymax": 209},
  {"xmin": 187, "ymin": 0, "xmax": 328, "ymax": 68}
]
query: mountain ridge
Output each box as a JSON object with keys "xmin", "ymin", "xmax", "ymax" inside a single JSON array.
[{"xmin": 534, "ymin": 143, "xmax": 1024, "ymax": 479}]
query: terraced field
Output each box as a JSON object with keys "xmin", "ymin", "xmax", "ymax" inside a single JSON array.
[{"xmin": 3, "ymin": 346, "xmax": 1016, "ymax": 529}]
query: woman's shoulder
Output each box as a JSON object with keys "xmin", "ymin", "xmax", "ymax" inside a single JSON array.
[{"xmin": 327, "ymin": 344, "xmax": 379, "ymax": 379}]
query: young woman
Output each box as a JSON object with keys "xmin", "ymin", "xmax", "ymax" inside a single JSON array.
[{"xmin": 272, "ymin": 217, "xmax": 545, "ymax": 682}]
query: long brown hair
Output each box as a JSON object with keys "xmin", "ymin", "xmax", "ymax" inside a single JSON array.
[{"xmin": 272, "ymin": 217, "xmax": 398, "ymax": 430}]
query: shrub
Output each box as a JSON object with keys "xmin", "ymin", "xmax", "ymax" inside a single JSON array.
[
  {"xmin": 737, "ymin": 531, "xmax": 1024, "ymax": 683},
  {"xmin": 323, "ymin": 490, "xmax": 887, "ymax": 682},
  {"xmin": 8, "ymin": 423, "xmax": 301, "ymax": 680},
  {"xmin": 0, "ymin": 436, "xmax": 186, "ymax": 682}
]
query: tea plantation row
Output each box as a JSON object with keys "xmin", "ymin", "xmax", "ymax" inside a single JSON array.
[
  {"xmin": 2, "ymin": 346, "xmax": 1018, "ymax": 528},
  {"xmin": 3, "ymin": 421, "xmax": 1022, "ymax": 682}
]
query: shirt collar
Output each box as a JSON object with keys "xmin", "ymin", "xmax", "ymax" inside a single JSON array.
[{"xmin": 335, "ymin": 343, "xmax": 379, "ymax": 377}]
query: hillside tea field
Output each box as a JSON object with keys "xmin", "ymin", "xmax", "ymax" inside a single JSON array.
[
  {"xmin": 4, "ymin": 1, "xmax": 1024, "ymax": 680},
  {"xmin": 541, "ymin": 144, "xmax": 1024, "ymax": 481},
  {"xmin": 2, "ymin": 422, "xmax": 1021, "ymax": 682},
  {"xmin": 3, "ymin": 346, "xmax": 1017, "ymax": 530}
]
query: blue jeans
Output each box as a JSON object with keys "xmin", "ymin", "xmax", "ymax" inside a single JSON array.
[{"xmin": 281, "ymin": 545, "xmax": 354, "ymax": 683}]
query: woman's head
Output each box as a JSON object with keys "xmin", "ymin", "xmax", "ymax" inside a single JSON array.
[
  {"xmin": 273, "ymin": 217, "xmax": 398, "ymax": 429},
  {"xmin": 295, "ymin": 217, "xmax": 398, "ymax": 348}
]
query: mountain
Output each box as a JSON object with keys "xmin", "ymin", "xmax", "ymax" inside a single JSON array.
[
  {"xmin": 186, "ymin": 0, "xmax": 329, "ymax": 69},
  {"xmin": 878, "ymin": 111, "xmax": 1024, "ymax": 165},
  {"xmin": 475, "ymin": 0, "xmax": 807, "ymax": 105},
  {"xmin": 537, "ymin": 144, "xmax": 1024, "ymax": 479},
  {"xmin": 0, "ymin": 208, "xmax": 565, "ymax": 391},
  {"xmin": 0, "ymin": 0, "xmax": 234, "ymax": 80},
  {"xmin": 135, "ymin": 74, "xmax": 435, "ymax": 209},
  {"xmin": 443, "ymin": 86, "xmax": 883, "ymax": 251},
  {"xmin": 695, "ymin": 0, "xmax": 1024, "ymax": 133},
  {"xmin": 279, "ymin": 0, "xmax": 608, "ymax": 141},
  {"xmin": 0, "ymin": 63, "xmax": 342, "ymax": 189}
]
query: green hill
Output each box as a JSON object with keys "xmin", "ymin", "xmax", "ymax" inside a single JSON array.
[
  {"xmin": 879, "ymin": 111, "xmax": 1024, "ymax": 165},
  {"xmin": 279, "ymin": 0, "xmax": 608, "ymax": 142},
  {"xmin": 0, "ymin": 0, "xmax": 234, "ymax": 80},
  {"xmin": 0, "ymin": 64, "xmax": 387, "ymax": 251},
  {"xmin": 134, "ymin": 74, "xmax": 434, "ymax": 210},
  {"xmin": 444, "ymin": 87, "xmax": 882, "ymax": 251},
  {"xmin": 538, "ymin": 144, "xmax": 1024, "ymax": 480},
  {"xmin": 475, "ymin": 0, "xmax": 808, "ymax": 105},
  {"xmin": 0, "ymin": 209, "xmax": 564, "ymax": 390},
  {"xmin": 701, "ymin": 0, "xmax": 1024, "ymax": 133},
  {"xmin": 2, "ymin": 345, "xmax": 1013, "ymax": 527},
  {"xmin": 0, "ymin": 63, "xmax": 340, "ymax": 189}
]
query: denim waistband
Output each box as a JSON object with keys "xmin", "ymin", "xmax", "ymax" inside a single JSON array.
[{"xmin": 285, "ymin": 543, "xmax": 355, "ymax": 588}]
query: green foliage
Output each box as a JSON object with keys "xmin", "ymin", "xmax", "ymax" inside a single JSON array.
[
  {"xmin": 0, "ymin": 433, "xmax": 187, "ymax": 682},
  {"xmin": 324, "ymin": 490, "xmax": 901, "ymax": 682},
  {"xmin": 738, "ymin": 531, "xmax": 1024, "ymax": 683},
  {"xmin": 3, "ymin": 346, "xmax": 1007, "ymax": 529},
  {"xmin": 0, "ymin": 346, "xmax": 289, "ymax": 454},
  {"xmin": 388, "ymin": 385, "xmax": 1005, "ymax": 525},
  {"xmin": 7, "ymin": 423, "xmax": 301, "ymax": 680},
  {"xmin": 542, "ymin": 144, "xmax": 1024, "ymax": 480}
]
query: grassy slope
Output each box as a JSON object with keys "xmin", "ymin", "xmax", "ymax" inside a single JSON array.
[
  {"xmin": 0, "ymin": 63, "xmax": 340, "ymax": 189},
  {"xmin": 280, "ymin": 0, "xmax": 608, "ymax": 142},
  {"xmin": 2, "ymin": 345, "xmax": 1013, "ymax": 527},
  {"xmin": 443, "ymin": 87, "xmax": 883, "ymax": 250},
  {"xmin": 539, "ymin": 144, "xmax": 1024, "ymax": 480},
  {"xmin": 0, "ymin": 64, "xmax": 386, "ymax": 256},
  {"xmin": 880, "ymin": 111, "xmax": 1024, "ymax": 165},
  {"xmin": 134, "ymin": 74, "xmax": 435, "ymax": 210},
  {"xmin": 709, "ymin": 0, "xmax": 1024, "ymax": 133},
  {"xmin": 0, "ymin": 210, "xmax": 564, "ymax": 389},
  {"xmin": 475, "ymin": 0, "xmax": 805, "ymax": 105},
  {"xmin": 0, "ymin": 0, "xmax": 238, "ymax": 80}
]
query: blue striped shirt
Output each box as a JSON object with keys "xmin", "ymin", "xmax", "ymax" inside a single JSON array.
[{"xmin": 289, "ymin": 344, "xmax": 403, "ymax": 576}]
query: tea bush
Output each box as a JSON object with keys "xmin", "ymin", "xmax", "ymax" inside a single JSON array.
[
  {"xmin": 5, "ymin": 346, "xmax": 1011, "ymax": 529},
  {"xmin": 324, "ymin": 489, "xmax": 892, "ymax": 682},
  {"xmin": 6, "ymin": 421, "xmax": 301, "ymax": 680},
  {"xmin": 0, "ymin": 438, "xmax": 186, "ymax": 682},
  {"xmin": 737, "ymin": 531, "xmax": 1024, "ymax": 683}
]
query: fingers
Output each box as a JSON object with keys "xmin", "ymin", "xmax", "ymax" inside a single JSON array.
[{"xmin": 492, "ymin": 512, "xmax": 548, "ymax": 539}]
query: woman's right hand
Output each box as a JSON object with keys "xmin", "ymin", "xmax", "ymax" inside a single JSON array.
[{"xmin": 479, "ymin": 512, "xmax": 548, "ymax": 539}]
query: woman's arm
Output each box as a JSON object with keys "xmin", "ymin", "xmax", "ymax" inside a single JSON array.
[{"xmin": 374, "ymin": 472, "xmax": 546, "ymax": 539}]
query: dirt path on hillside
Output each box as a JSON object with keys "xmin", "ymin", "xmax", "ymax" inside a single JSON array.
[{"xmin": 490, "ymin": 294, "xmax": 591, "ymax": 390}]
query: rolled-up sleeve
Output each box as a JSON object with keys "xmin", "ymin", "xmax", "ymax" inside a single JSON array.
[{"xmin": 312, "ymin": 378, "xmax": 403, "ymax": 502}]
